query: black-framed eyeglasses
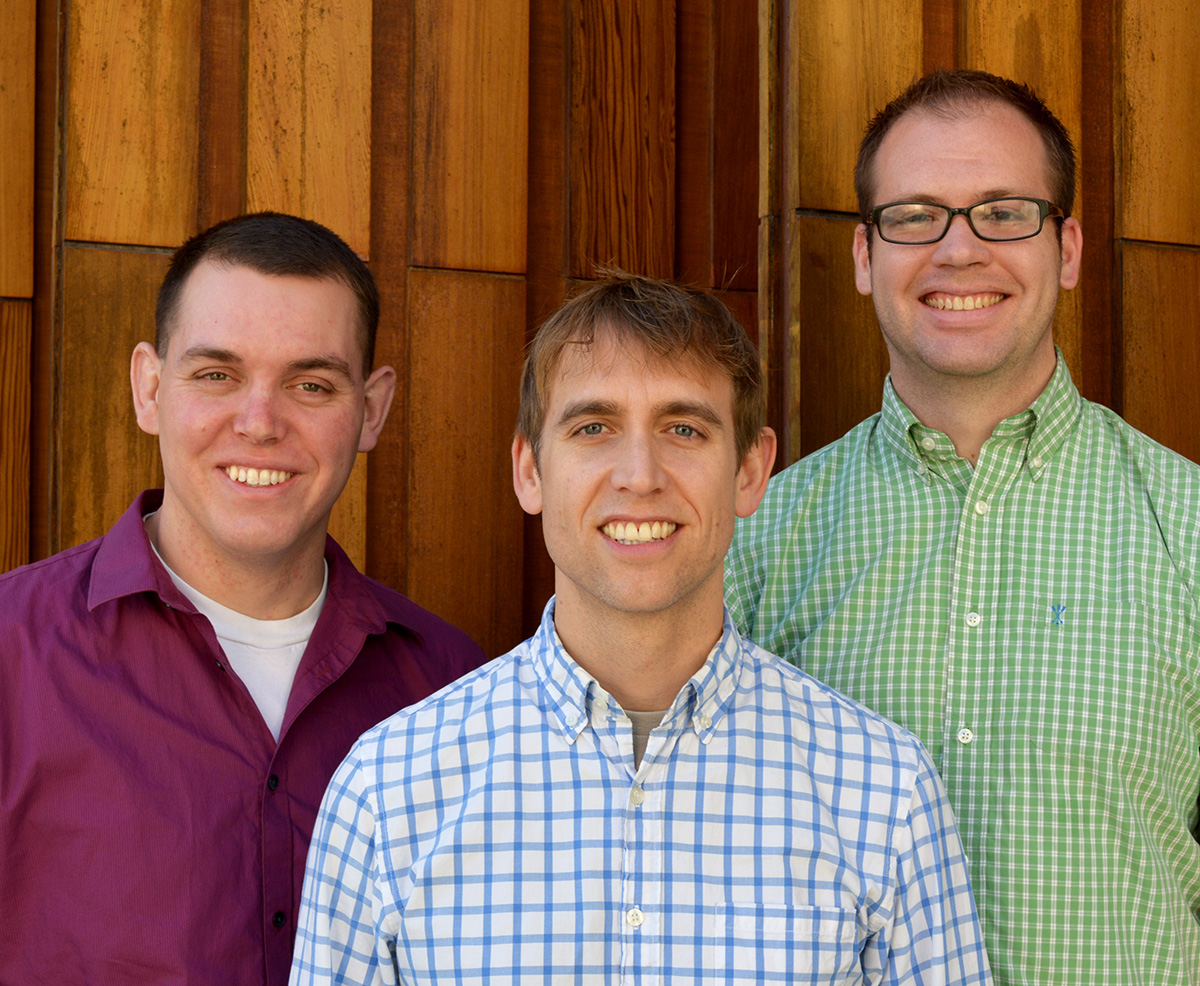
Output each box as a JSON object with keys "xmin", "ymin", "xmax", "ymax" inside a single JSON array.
[{"xmin": 868, "ymin": 197, "xmax": 1066, "ymax": 244}]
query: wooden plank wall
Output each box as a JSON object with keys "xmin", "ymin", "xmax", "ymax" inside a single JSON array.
[
  {"xmin": 5, "ymin": 1, "xmax": 758, "ymax": 654},
  {"xmin": 763, "ymin": 0, "xmax": 1200, "ymax": 467}
]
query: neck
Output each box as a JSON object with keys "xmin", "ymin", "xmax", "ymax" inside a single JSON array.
[
  {"xmin": 892, "ymin": 356, "xmax": 1056, "ymax": 465},
  {"xmin": 145, "ymin": 512, "xmax": 327, "ymax": 620},
  {"xmin": 551, "ymin": 590, "xmax": 725, "ymax": 712}
]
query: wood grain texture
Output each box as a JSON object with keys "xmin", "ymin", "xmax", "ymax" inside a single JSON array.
[
  {"xmin": 0, "ymin": 0, "xmax": 36, "ymax": 297},
  {"xmin": 1119, "ymin": 0, "xmax": 1200, "ymax": 245},
  {"xmin": 570, "ymin": 0, "xmax": 676, "ymax": 278},
  {"xmin": 795, "ymin": 215, "xmax": 889, "ymax": 457},
  {"xmin": 1120, "ymin": 243, "xmax": 1200, "ymax": 464},
  {"xmin": 412, "ymin": 0, "xmax": 530, "ymax": 273},
  {"xmin": 247, "ymin": 0, "xmax": 371, "ymax": 256},
  {"xmin": 65, "ymin": 0, "xmax": 200, "ymax": 246},
  {"xmin": 407, "ymin": 268, "xmax": 526, "ymax": 657},
  {"xmin": 793, "ymin": 0, "xmax": 922, "ymax": 212},
  {"xmin": 327, "ymin": 455, "xmax": 369, "ymax": 573},
  {"xmin": 58, "ymin": 246, "xmax": 166, "ymax": 551},
  {"xmin": 1, "ymin": 302, "xmax": 31, "ymax": 571},
  {"xmin": 197, "ymin": 0, "xmax": 248, "ymax": 229}
]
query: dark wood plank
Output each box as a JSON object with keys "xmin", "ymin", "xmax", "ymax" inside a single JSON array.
[
  {"xmin": 0, "ymin": 0, "xmax": 35, "ymax": 297},
  {"xmin": 57, "ymin": 246, "xmax": 167, "ymax": 551},
  {"xmin": 407, "ymin": 269, "xmax": 527, "ymax": 657},
  {"xmin": 569, "ymin": 0, "xmax": 676, "ymax": 278},
  {"xmin": 197, "ymin": 0, "xmax": 248, "ymax": 230},
  {"xmin": 922, "ymin": 0, "xmax": 957, "ymax": 73},
  {"xmin": 1, "ymin": 301, "xmax": 31, "ymax": 572},
  {"xmin": 675, "ymin": 0, "xmax": 714, "ymax": 286}
]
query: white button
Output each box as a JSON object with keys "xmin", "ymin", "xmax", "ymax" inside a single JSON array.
[
  {"xmin": 965, "ymin": 611, "xmax": 982, "ymax": 628},
  {"xmin": 921, "ymin": 436, "xmax": 936, "ymax": 450},
  {"xmin": 699, "ymin": 714, "xmax": 713, "ymax": 729},
  {"xmin": 595, "ymin": 700, "xmax": 608, "ymax": 714},
  {"xmin": 629, "ymin": 786, "xmax": 646, "ymax": 806},
  {"xmin": 916, "ymin": 462, "xmax": 928, "ymax": 475},
  {"xmin": 565, "ymin": 713, "xmax": 578, "ymax": 727},
  {"xmin": 956, "ymin": 727, "xmax": 975, "ymax": 745},
  {"xmin": 1031, "ymin": 455, "xmax": 1044, "ymax": 469},
  {"xmin": 626, "ymin": 907, "xmax": 644, "ymax": 927},
  {"xmin": 974, "ymin": 500, "xmax": 989, "ymax": 516}
]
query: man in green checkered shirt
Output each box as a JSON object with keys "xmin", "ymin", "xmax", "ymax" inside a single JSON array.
[{"xmin": 726, "ymin": 69, "xmax": 1200, "ymax": 985}]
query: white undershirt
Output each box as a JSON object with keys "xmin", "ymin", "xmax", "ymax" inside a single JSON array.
[{"xmin": 146, "ymin": 518, "xmax": 328, "ymax": 741}]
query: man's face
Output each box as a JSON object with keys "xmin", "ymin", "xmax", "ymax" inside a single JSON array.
[
  {"xmin": 512, "ymin": 335, "xmax": 774, "ymax": 626},
  {"xmin": 131, "ymin": 260, "xmax": 394, "ymax": 573},
  {"xmin": 852, "ymin": 102, "xmax": 1082, "ymax": 403}
]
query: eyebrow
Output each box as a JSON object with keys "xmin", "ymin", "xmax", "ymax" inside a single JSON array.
[
  {"xmin": 176, "ymin": 347, "xmax": 354, "ymax": 378},
  {"xmin": 555, "ymin": 398, "xmax": 726, "ymax": 430},
  {"xmin": 889, "ymin": 189, "xmax": 1023, "ymax": 205}
]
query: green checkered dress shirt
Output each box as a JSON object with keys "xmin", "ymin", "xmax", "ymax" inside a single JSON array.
[{"xmin": 726, "ymin": 356, "xmax": 1200, "ymax": 986}]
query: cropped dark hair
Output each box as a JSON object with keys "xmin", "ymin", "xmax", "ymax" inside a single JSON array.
[
  {"xmin": 156, "ymin": 212, "xmax": 380, "ymax": 373},
  {"xmin": 517, "ymin": 271, "xmax": 765, "ymax": 465}
]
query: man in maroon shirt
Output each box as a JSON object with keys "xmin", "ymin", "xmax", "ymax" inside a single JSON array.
[{"xmin": 0, "ymin": 213, "xmax": 485, "ymax": 985}]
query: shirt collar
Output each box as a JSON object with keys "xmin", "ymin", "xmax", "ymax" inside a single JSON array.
[
  {"xmin": 533, "ymin": 597, "xmax": 743, "ymax": 746},
  {"xmin": 87, "ymin": 489, "xmax": 425, "ymax": 638},
  {"xmin": 878, "ymin": 349, "xmax": 1082, "ymax": 480}
]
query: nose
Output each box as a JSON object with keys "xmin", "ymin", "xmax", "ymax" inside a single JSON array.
[
  {"xmin": 610, "ymin": 432, "xmax": 668, "ymax": 495},
  {"xmin": 234, "ymin": 384, "xmax": 285, "ymax": 443},
  {"xmin": 931, "ymin": 212, "xmax": 991, "ymax": 266}
]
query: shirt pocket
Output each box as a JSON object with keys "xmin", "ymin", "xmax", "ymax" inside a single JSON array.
[{"xmin": 711, "ymin": 902, "xmax": 858, "ymax": 985}]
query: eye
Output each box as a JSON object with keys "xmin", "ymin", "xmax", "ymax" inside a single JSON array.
[
  {"xmin": 296, "ymin": 381, "xmax": 328, "ymax": 394},
  {"xmin": 200, "ymin": 371, "xmax": 230, "ymax": 382},
  {"xmin": 578, "ymin": 422, "xmax": 604, "ymax": 436},
  {"xmin": 671, "ymin": 424, "xmax": 698, "ymax": 438}
]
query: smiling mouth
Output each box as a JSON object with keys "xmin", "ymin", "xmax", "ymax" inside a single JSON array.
[
  {"xmin": 225, "ymin": 465, "xmax": 294, "ymax": 487},
  {"xmin": 602, "ymin": 520, "xmax": 677, "ymax": 544},
  {"xmin": 921, "ymin": 292, "xmax": 1006, "ymax": 311}
]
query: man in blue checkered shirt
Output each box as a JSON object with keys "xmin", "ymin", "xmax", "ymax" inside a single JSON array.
[{"xmin": 289, "ymin": 273, "xmax": 992, "ymax": 985}]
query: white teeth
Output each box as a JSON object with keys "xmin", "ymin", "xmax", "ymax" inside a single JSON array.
[
  {"xmin": 923, "ymin": 293, "xmax": 1004, "ymax": 311},
  {"xmin": 602, "ymin": 520, "xmax": 677, "ymax": 544},
  {"xmin": 225, "ymin": 465, "xmax": 293, "ymax": 487}
]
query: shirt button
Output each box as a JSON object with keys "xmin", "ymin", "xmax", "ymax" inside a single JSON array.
[
  {"xmin": 965, "ymin": 611, "xmax": 982, "ymax": 628},
  {"xmin": 272, "ymin": 911, "xmax": 287, "ymax": 929},
  {"xmin": 916, "ymin": 462, "xmax": 928, "ymax": 476},
  {"xmin": 920, "ymin": 436, "xmax": 936, "ymax": 451},
  {"xmin": 629, "ymin": 786, "xmax": 646, "ymax": 806},
  {"xmin": 699, "ymin": 714, "xmax": 712, "ymax": 729},
  {"xmin": 595, "ymin": 700, "xmax": 609, "ymax": 715},
  {"xmin": 956, "ymin": 727, "xmax": 975, "ymax": 745},
  {"xmin": 565, "ymin": 713, "xmax": 579, "ymax": 727},
  {"xmin": 974, "ymin": 500, "xmax": 989, "ymax": 516},
  {"xmin": 267, "ymin": 774, "xmax": 279, "ymax": 791},
  {"xmin": 626, "ymin": 907, "xmax": 644, "ymax": 928},
  {"xmin": 1031, "ymin": 455, "xmax": 1044, "ymax": 469}
]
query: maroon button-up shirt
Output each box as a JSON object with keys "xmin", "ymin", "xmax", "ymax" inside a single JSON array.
[{"xmin": 0, "ymin": 491, "xmax": 486, "ymax": 985}]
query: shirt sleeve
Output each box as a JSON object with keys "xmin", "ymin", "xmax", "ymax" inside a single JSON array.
[
  {"xmin": 868, "ymin": 749, "xmax": 994, "ymax": 986},
  {"xmin": 290, "ymin": 751, "xmax": 392, "ymax": 986}
]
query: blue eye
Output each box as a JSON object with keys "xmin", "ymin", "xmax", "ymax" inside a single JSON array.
[
  {"xmin": 580, "ymin": 423, "xmax": 603, "ymax": 436},
  {"xmin": 673, "ymin": 424, "xmax": 696, "ymax": 438}
]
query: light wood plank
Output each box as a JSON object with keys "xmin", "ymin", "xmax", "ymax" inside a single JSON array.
[
  {"xmin": 1120, "ymin": 243, "xmax": 1200, "ymax": 464},
  {"xmin": 1119, "ymin": 0, "xmax": 1200, "ymax": 244},
  {"xmin": 65, "ymin": 0, "xmax": 200, "ymax": 246},
  {"xmin": 58, "ymin": 246, "xmax": 167, "ymax": 551},
  {"xmin": 247, "ymin": 0, "xmax": 372, "ymax": 257},
  {"xmin": 570, "ymin": 0, "xmax": 676, "ymax": 278},
  {"xmin": 793, "ymin": 0, "xmax": 922, "ymax": 213},
  {"xmin": 1, "ymin": 301, "xmax": 31, "ymax": 571},
  {"xmin": 412, "ymin": 0, "xmax": 530, "ymax": 273},
  {"xmin": 0, "ymin": 0, "xmax": 35, "ymax": 297},
  {"xmin": 408, "ymin": 269, "xmax": 526, "ymax": 657}
]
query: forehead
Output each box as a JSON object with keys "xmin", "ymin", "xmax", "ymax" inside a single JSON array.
[
  {"xmin": 872, "ymin": 102, "xmax": 1053, "ymax": 202},
  {"xmin": 171, "ymin": 261, "xmax": 362, "ymax": 362}
]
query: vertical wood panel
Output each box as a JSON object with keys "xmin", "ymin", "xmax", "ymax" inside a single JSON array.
[
  {"xmin": 1, "ymin": 302, "xmax": 31, "ymax": 571},
  {"xmin": 570, "ymin": 0, "xmax": 676, "ymax": 278},
  {"xmin": 65, "ymin": 0, "xmax": 200, "ymax": 246},
  {"xmin": 793, "ymin": 0, "xmax": 923, "ymax": 212},
  {"xmin": 412, "ymin": 0, "xmax": 530, "ymax": 273},
  {"xmin": 1120, "ymin": 244, "xmax": 1200, "ymax": 463},
  {"xmin": 796, "ymin": 215, "xmax": 888, "ymax": 456},
  {"xmin": 408, "ymin": 269, "xmax": 526, "ymax": 656},
  {"xmin": 1119, "ymin": 0, "xmax": 1200, "ymax": 245},
  {"xmin": 197, "ymin": 0, "xmax": 249, "ymax": 229},
  {"xmin": 58, "ymin": 246, "xmax": 167, "ymax": 551},
  {"xmin": 0, "ymin": 0, "xmax": 36, "ymax": 297},
  {"xmin": 247, "ymin": 0, "xmax": 371, "ymax": 257},
  {"xmin": 328, "ymin": 456, "xmax": 368, "ymax": 572}
]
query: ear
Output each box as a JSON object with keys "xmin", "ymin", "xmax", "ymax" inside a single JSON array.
[
  {"xmin": 852, "ymin": 224, "xmax": 873, "ymax": 297},
  {"xmin": 130, "ymin": 341, "xmax": 163, "ymax": 436},
  {"xmin": 512, "ymin": 433, "xmax": 543, "ymax": 516},
  {"xmin": 357, "ymin": 365, "xmax": 397, "ymax": 452},
  {"xmin": 1058, "ymin": 216, "xmax": 1082, "ymax": 291},
  {"xmin": 734, "ymin": 426, "xmax": 777, "ymax": 518}
]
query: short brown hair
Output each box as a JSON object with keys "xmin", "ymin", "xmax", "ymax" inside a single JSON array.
[
  {"xmin": 517, "ymin": 272, "xmax": 765, "ymax": 465},
  {"xmin": 855, "ymin": 69, "xmax": 1076, "ymax": 226}
]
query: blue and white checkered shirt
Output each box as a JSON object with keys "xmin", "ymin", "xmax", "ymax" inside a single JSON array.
[{"xmin": 290, "ymin": 601, "xmax": 992, "ymax": 985}]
